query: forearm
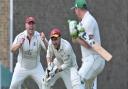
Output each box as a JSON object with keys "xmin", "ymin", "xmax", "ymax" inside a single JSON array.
[
  {"xmin": 40, "ymin": 32, "xmax": 48, "ymax": 49},
  {"xmin": 11, "ymin": 43, "xmax": 21, "ymax": 53},
  {"xmin": 77, "ymin": 38, "xmax": 91, "ymax": 48},
  {"xmin": 46, "ymin": 57, "xmax": 53, "ymax": 65},
  {"xmin": 61, "ymin": 57, "xmax": 71, "ymax": 70},
  {"xmin": 42, "ymin": 38, "xmax": 48, "ymax": 49}
]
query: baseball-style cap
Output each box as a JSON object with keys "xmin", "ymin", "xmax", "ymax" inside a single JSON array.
[
  {"xmin": 71, "ymin": 0, "xmax": 87, "ymax": 9},
  {"xmin": 50, "ymin": 28, "xmax": 61, "ymax": 38},
  {"xmin": 25, "ymin": 16, "xmax": 35, "ymax": 23}
]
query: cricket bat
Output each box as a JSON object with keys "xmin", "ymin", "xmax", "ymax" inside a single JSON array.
[
  {"xmin": 80, "ymin": 32, "xmax": 112, "ymax": 61},
  {"xmin": 68, "ymin": 20, "xmax": 112, "ymax": 61}
]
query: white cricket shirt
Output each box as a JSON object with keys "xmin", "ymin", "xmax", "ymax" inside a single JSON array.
[
  {"xmin": 13, "ymin": 30, "xmax": 46, "ymax": 69},
  {"xmin": 46, "ymin": 38, "xmax": 78, "ymax": 70},
  {"xmin": 80, "ymin": 11, "xmax": 101, "ymax": 58}
]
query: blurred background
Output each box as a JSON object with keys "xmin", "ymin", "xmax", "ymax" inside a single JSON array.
[{"xmin": 0, "ymin": 0, "xmax": 128, "ymax": 89}]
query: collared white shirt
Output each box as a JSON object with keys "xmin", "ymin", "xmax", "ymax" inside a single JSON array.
[
  {"xmin": 13, "ymin": 30, "xmax": 46, "ymax": 69},
  {"xmin": 47, "ymin": 38, "xmax": 78, "ymax": 70},
  {"xmin": 80, "ymin": 11, "xmax": 101, "ymax": 58}
]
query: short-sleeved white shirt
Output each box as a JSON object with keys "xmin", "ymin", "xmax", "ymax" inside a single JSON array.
[
  {"xmin": 13, "ymin": 30, "xmax": 46, "ymax": 69},
  {"xmin": 46, "ymin": 38, "xmax": 78, "ymax": 70},
  {"xmin": 80, "ymin": 11, "xmax": 101, "ymax": 58}
]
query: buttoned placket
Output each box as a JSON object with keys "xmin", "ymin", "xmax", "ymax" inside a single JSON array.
[{"xmin": 27, "ymin": 36, "xmax": 35, "ymax": 55}]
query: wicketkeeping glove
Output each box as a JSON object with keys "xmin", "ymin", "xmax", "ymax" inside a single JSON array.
[{"xmin": 43, "ymin": 62, "xmax": 58, "ymax": 82}]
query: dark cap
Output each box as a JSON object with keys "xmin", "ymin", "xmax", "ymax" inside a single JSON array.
[
  {"xmin": 50, "ymin": 28, "xmax": 61, "ymax": 38},
  {"xmin": 25, "ymin": 16, "xmax": 35, "ymax": 23}
]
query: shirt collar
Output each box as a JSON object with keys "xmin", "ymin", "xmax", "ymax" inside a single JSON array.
[
  {"xmin": 59, "ymin": 38, "xmax": 63, "ymax": 51},
  {"xmin": 24, "ymin": 30, "xmax": 36, "ymax": 37}
]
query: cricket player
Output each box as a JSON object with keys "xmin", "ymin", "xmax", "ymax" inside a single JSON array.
[
  {"xmin": 9, "ymin": 16, "xmax": 48, "ymax": 89},
  {"xmin": 69, "ymin": 0, "xmax": 105, "ymax": 89},
  {"xmin": 42, "ymin": 28, "xmax": 84, "ymax": 89}
]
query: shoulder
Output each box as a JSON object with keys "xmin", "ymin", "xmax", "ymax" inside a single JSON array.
[
  {"xmin": 88, "ymin": 13, "xmax": 98, "ymax": 25},
  {"xmin": 83, "ymin": 12, "xmax": 97, "ymax": 24},
  {"xmin": 47, "ymin": 40, "xmax": 54, "ymax": 51},
  {"xmin": 34, "ymin": 31, "xmax": 42, "ymax": 41},
  {"xmin": 15, "ymin": 31, "xmax": 25, "ymax": 39},
  {"xmin": 48, "ymin": 39, "xmax": 53, "ymax": 48},
  {"xmin": 34, "ymin": 31, "xmax": 40, "ymax": 37},
  {"xmin": 48, "ymin": 39, "xmax": 52, "ymax": 45},
  {"xmin": 61, "ymin": 38, "xmax": 72, "ymax": 50},
  {"xmin": 82, "ymin": 14, "xmax": 98, "ymax": 32}
]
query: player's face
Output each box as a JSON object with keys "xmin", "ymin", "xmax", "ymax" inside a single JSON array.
[
  {"xmin": 25, "ymin": 21, "xmax": 35, "ymax": 35},
  {"xmin": 51, "ymin": 37, "xmax": 61, "ymax": 50}
]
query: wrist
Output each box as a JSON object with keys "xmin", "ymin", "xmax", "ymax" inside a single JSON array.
[
  {"xmin": 56, "ymin": 68, "xmax": 62, "ymax": 73},
  {"xmin": 41, "ymin": 37, "xmax": 46, "ymax": 41},
  {"xmin": 18, "ymin": 43, "xmax": 23, "ymax": 47}
]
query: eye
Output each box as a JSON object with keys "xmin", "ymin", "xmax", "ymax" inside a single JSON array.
[
  {"xmin": 28, "ymin": 21, "xmax": 35, "ymax": 25},
  {"xmin": 51, "ymin": 37, "xmax": 58, "ymax": 41}
]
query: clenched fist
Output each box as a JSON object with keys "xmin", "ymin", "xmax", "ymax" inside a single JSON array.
[
  {"xmin": 18, "ymin": 36, "xmax": 25, "ymax": 45},
  {"xmin": 40, "ymin": 32, "xmax": 46, "ymax": 41}
]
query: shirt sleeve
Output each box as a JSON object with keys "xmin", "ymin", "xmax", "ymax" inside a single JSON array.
[
  {"xmin": 39, "ymin": 37, "xmax": 46, "ymax": 51},
  {"xmin": 13, "ymin": 35, "xmax": 18, "ymax": 45},
  {"xmin": 83, "ymin": 20, "xmax": 94, "ymax": 35},
  {"xmin": 46, "ymin": 40, "xmax": 54, "ymax": 60},
  {"xmin": 13, "ymin": 33, "xmax": 25, "ymax": 45},
  {"xmin": 84, "ymin": 19, "xmax": 101, "ymax": 44},
  {"xmin": 12, "ymin": 34, "xmax": 23, "ymax": 45}
]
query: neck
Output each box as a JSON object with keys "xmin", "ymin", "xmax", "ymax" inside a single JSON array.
[
  {"xmin": 80, "ymin": 10, "xmax": 87, "ymax": 20},
  {"xmin": 56, "ymin": 44, "xmax": 60, "ymax": 50},
  {"xmin": 27, "ymin": 33, "xmax": 34, "ymax": 39},
  {"xmin": 56, "ymin": 40, "xmax": 61, "ymax": 50}
]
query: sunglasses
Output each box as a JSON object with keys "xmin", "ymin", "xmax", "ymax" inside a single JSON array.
[
  {"xmin": 27, "ymin": 21, "xmax": 35, "ymax": 25},
  {"xmin": 51, "ymin": 37, "xmax": 59, "ymax": 41}
]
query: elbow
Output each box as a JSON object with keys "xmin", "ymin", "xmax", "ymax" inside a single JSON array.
[
  {"xmin": 45, "ymin": 45, "xmax": 48, "ymax": 49},
  {"xmin": 11, "ymin": 49, "xmax": 15, "ymax": 53},
  {"xmin": 11, "ymin": 48, "xmax": 16, "ymax": 53}
]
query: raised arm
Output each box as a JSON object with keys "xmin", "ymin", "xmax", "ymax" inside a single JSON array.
[{"xmin": 11, "ymin": 35, "xmax": 25, "ymax": 53}]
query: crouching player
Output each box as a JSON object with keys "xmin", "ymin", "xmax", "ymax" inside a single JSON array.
[{"xmin": 42, "ymin": 28, "xmax": 85, "ymax": 89}]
